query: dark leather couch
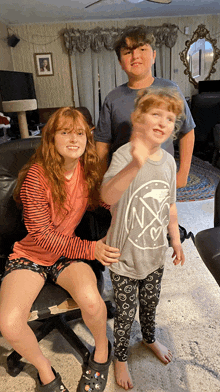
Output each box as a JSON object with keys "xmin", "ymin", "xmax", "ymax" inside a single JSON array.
[{"xmin": 191, "ymin": 92, "xmax": 220, "ymax": 162}]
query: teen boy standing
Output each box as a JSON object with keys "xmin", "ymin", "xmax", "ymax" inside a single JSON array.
[{"xmin": 94, "ymin": 25, "xmax": 195, "ymax": 188}]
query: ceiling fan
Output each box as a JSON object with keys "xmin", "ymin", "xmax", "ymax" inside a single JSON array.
[{"xmin": 85, "ymin": 0, "xmax": 172, "ymax": 8}]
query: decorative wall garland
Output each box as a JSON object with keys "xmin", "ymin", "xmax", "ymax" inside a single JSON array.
[{"xmin": 63, "ymin": 23, "xmax": 179, "ymax": 55}]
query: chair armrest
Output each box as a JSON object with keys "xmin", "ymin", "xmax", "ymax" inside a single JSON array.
[{"xmin": 195, "ymin": 227, "xmax": 220, "ymax": 286}]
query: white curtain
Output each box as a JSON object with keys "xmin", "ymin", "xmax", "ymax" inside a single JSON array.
[
  {"xmin": 70, "ymin": 50, "xmax": 97, "ymax": 123},
  {"xmin": 70, "ymin": 48, "xmax": 128, "ymax": 126},
  {"xmin": 153, "ymin": 46, "xmax": 171, "ymax": 79},
  {"xmin": 98, "ymin": 48, "xmax": 128, "ymax": 105},
  {"xmin": 71, "ymin": 45, "xmax": 170, "ymax": 125}
]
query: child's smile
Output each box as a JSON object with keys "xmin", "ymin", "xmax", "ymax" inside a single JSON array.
[{"xmin": 135, "ymin": 105, "xmax": 176, "ymax": 146}]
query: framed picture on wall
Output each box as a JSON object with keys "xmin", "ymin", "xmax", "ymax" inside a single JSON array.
[{"xmin": 34, "ymin": 53, "xmax": 54, "ymax": 76}]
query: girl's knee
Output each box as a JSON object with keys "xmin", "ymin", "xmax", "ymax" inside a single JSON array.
[
  {"xmin": 81, "ymin": 293, "xmax": 106, "ymax": 317},
  {"xmin": 0, "ymin": 310, "xmax": 26, "ymax": 342}
]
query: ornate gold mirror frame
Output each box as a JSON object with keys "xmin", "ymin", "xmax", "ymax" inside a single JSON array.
[{"xmin": 179, "ymin": 24, "xmax": 220, "ymax": 88}]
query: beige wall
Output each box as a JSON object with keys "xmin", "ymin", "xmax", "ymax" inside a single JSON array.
[
  {"xmin": 8, "ymin": 14, "xmax": 220, "ymax": 109},
  {"xmin": 5, "ymin": 23, "xmax": 73, "ymax": 109},
  {"xmin": 0, "ymin": 21, "xmax": 13, "ymax": 71}
]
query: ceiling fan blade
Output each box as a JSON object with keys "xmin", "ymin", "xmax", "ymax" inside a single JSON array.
[
  {"xmin": 146, "ymin": 0, "xmax": 172, "ymax": 3},
  {"xmin": 85, "ymin": 0, "xmax": 172, "ymax": 8},
  {"xmin": 85, "ymin": 0, "xmax": 104, "ymax": 8}
]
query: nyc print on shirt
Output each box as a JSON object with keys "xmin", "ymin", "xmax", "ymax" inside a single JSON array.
[{"xmin": 125, "ymin": 180, "xmax": 170, "ymax": 250}]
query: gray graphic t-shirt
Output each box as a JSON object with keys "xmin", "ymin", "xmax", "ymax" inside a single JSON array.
[{"xmin": 103, "ymin": 143, "xmax": 176, "ymax": 279}]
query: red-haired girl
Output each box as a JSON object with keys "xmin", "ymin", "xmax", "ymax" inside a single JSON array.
[{"xmin": 0, "ymin": 107, "xmax": 120, "ymax": 392}]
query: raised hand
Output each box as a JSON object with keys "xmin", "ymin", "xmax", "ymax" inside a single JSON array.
[
  {"xmin": 130, "ymin": 115, "xmax": 154, "ymax": 167},
  {"xmin": 130, "ymin": 123, "xmax": 151, "ymax": 168}
]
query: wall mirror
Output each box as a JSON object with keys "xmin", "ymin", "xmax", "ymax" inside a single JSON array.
[{"xmin": 179, "ymin": 24, "xmax": 220, "ymax": 89}]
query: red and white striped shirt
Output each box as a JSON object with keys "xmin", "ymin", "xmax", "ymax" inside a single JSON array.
[{"xmin": 9, "ymin": 162, "xmax": 96, "ymax": 266}]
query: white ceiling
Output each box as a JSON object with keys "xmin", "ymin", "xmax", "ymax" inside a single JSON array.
[{"xmin": 0, "ymin": 0, "xmax": 219, "ymax": 25}]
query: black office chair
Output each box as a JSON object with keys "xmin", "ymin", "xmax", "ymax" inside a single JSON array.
[
  {"xmin": 195, "ymin": 180, "xmax": 220, "ymax": 287},
  {"xmin": 212, "ymin": 123, "xmax": 220, "ymax": 169},
  {"xmin": 0, "ymin": 137, "xmax": 114, "ymax": 377}
]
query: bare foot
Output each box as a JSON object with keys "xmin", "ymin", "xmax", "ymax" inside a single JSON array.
[
  {"xmin": 142, "ymin": 339, "xmax": 172, "ymax": 364},
  {"xmin": 114, "ymin": 360, "xmax": 134, "ymax": 390}
]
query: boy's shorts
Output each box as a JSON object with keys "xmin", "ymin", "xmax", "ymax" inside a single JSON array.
[{"xmin": 3, "ymin": 256, "xmax": 91, "ymax": 283}]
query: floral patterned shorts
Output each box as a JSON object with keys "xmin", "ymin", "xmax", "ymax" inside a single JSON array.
[{"xmin": 3, "ymin": 256, "xmax": 82, "ymax": 282}]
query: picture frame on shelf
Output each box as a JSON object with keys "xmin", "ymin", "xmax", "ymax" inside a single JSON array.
[{"xmin": 34, "ymin": 53, "xmax": 54, "ymax": 76}]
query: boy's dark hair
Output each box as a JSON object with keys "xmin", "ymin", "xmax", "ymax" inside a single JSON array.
[{"xmin": 114, "ymin": 25, "xmax": 156, "ymax": 61}]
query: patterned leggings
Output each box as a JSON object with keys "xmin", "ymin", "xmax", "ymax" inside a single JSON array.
[{"xmin": 110, "ymin": 266, "xmax": 164, "ymax": 362}]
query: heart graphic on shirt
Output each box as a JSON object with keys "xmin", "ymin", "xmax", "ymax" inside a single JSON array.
[{"xmin": 150, "ymin": 226, "xmax": 162, "ymax": 241}]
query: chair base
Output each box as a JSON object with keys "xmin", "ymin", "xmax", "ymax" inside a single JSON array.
[{"xmin": 7, "ymin": 300, "xmax": 115, "ymax": 377}]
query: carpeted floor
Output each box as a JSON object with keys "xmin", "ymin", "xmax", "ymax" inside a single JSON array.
[{"xmin": 176, "ymin": 155, "xmax": 220, "ymax": 202}]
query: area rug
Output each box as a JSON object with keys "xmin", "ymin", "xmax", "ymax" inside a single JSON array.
[{"xmin": 176, "ymin": 155, "xmax": 220, "ymax": 202}]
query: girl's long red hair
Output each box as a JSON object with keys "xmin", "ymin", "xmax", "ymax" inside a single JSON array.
[{"xmin": 14, "ymin": 107, "xmax": 101, "ymax": 213}]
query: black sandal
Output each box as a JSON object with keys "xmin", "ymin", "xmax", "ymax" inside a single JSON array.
[
  {"xmin": 77, "ymin": 341, "xmax": 112, "ymax": 392},
  {"xmin": 37, "ymin": 367, "xmax": 69, "ymax": 392}
]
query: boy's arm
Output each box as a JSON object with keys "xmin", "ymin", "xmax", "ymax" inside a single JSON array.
[
  {"xmin": 168, "ymin": 203, "xmax": 185, "ymax": 266},
  {"xmin": 96, "ymin": 141, "xmax": 110, "ymax": 177},
  {"xmin": 177, "ymin": 129, "xmax": 195, "ymax": 189},
  {"xmin": 95, "ymin": 95, "xmax": 112, "ymax": 177}
]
